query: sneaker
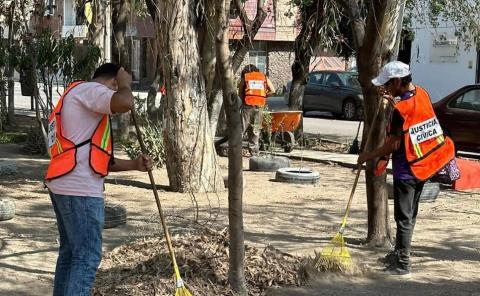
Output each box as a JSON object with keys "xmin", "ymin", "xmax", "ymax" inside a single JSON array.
[
  {"xmin": 384, "ymin": 264, "xmax": 411, "ymax": 279},
  {"xmin": 378, "ymin": 250, "xmax": 398, "ymax": 265}
]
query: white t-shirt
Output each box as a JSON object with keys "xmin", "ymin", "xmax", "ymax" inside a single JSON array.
[{"xmin": 46, "ymin": 82, "xmax": 115, "ymax": 198}]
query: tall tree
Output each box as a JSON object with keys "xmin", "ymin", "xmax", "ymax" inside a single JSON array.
[
  {"xmin": 112, "ymin": 0, "xmax": 131, "ymax": 141},
  {"xmin": 336, "ymin": 0, "xmax": 480, "ymax": 245},
  {"xmin": 216, "ymin": 0, "xmax": 247, "ymax": 293},
  {"xmin": 207, "ymin": 0, "xmax": 267, "ymax": 136},
  {"xmin": 6, "ymin": 0, "xmax": 16, "ymax": 125},
  {"xmin": 287, "ymin": 0, "xmax": 345, "ymax": 111},
  {"xmin": 336, "ymin": 0, "xmax": 402, "ymax": 246},
  {"xmin": 156, "ymin": 0, "xmax": 220, "ymax": 193}
]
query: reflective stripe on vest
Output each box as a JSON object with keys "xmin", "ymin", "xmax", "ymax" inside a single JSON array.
[
  {"xmin": 45, "ymin": 81, "xmax": 113, "ymax": 181},
  {"xmin": 395, "ymin": 86, "xmax": 455, "ymax": 181},
  {"xmin": 244, "ymin": 71, "xmax": 267, "ymax": 107}
]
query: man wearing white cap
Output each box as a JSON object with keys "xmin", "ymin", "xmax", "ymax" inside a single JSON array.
[{"xmin": 358, "ymin": 61, "xmax": 455, "ymax": 278}]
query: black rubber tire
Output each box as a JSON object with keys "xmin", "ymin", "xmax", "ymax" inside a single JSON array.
[
  {"xmin": 275, "ymin": 167, "xmax": 320, "ymax": 184},
  {"xmin": 387, "ymin": 181, "xmax": 440, "ymax": 203},
  {"xmin": 0, "ymin": 199, "xmax": 15, "ymax": 221},
  {"xmin": 249, "ymin": 156, "xmax": 291, "ymax": 172},
  {"xmin": 342, "ymin": 99, "xmax": 357, "ymax": 120},
  {"xmin": 104, "ymin": 204, "xmax": 127, "ymax": 229},
  {"xmin": 282, "ymin": 131, "xmax": 295, "ymax": 153}
]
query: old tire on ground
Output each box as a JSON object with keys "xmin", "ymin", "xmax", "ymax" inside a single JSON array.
[
  {"xmin": 104, "ymin": 204, "xmax": 127, "ymax": 229},
  {"xmin": 0, "ymin": 199, "xmax": 15, "ymax": 221},
  {"xmin": 249, "ymin": 156, "xmax": 291, "ymax": 172},
  {"xmin": 275, "ymin": 167, "xmax": 320, "ymax": 184},
  {"xmin": 387, "ymin": 180, "xmax": 440, "ymax": 203}
]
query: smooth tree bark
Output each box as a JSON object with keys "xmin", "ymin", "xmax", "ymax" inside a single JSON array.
[
  {"xmin": 338, "ymin": 0, "xmax": 407, "ymax": 246},
  {"xmin": 157, "ymin": 0, "xmax": 220, "ymax": 193},
  {"xmin": 112, "ymin": 0, "xmax": 130, "ymax": 141},
  {"xmin": 216, "ymin": 0, "xmax": 247, "ymax": 293}
]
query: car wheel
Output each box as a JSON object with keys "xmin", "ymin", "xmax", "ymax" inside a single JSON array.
[{"xmin": 342, "ymin": 99, "xmax": 357, "ymax": 120}]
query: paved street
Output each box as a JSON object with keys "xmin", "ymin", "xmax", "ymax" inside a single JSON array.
[
  {"xmin": 267, "ymin": 96, "xmax": 362, "ymax": 142},
  {"xmin": 11, "ymin": 84, "xmax": 360, "ymax": 142}
]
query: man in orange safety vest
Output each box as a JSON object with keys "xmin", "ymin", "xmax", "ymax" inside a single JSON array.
[
  {"xmin": 45, "ymin": 63, "xmax": 153, "ymax": 295},
  {"xmin": 238, "ymin": 64, "xmax": 275, "ymax": 156},
  {"xmin": 358, "ymin": 61, "xmax": 455, "ymax": 278}
]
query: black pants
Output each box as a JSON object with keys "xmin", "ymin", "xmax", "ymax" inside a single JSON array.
[{"xmin": 393, "ymin": 179, "xmax": 425, "ymax": 270}]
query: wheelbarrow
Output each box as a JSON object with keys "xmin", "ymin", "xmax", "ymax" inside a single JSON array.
[{"xmin": 261, "ymin": 110, "xmax": 302, "ymax": 153}]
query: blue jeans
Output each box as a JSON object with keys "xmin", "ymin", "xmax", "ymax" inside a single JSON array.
[{"xmin": 49, "ymin": 192, "xmax": 104, "ymax": 296}]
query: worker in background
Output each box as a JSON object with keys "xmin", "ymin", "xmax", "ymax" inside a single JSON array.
[
  {"xmin": 45, "ymin": 63, "xmax": 153, "ymax": 295},
  {"xmin": 238, "ymin": 64, "xmax": 276, "ymax": 156},
  {"xmin": 357, "ymin": 61, "xmax": 455, "ymax": 278}
]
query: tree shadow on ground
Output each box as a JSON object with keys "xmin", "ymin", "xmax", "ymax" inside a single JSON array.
[
  {"xmin": 104, "ymin": 177, "xmax": 172, "ymax": 192},
  {"xmin": 267, "ymin": 276, "xmax": 480, "ymax": 296}
]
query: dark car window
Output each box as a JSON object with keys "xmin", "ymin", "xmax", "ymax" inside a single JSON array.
[
  {"xmin": 449, "ymin": 89, "xmax": 480, "ymax": 111},
  {"xmin": 308, "ymin": 73, "xmax": 323, "ymax": 85},
  {"xmin": 338, "ymin": 73, "xmax": 361, "ymax": 89},
  {"xmin": 323, "ymin": 73, "xmax": 342, "ymax": 87}
]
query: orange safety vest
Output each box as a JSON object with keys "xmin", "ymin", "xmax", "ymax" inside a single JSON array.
[
  {"xmin": 244, "ymin": 71, "xmax": 267, "ymax": 107},
  {"xmin": 396, "ymin": 86, "xmax": 455, "ymax": 181},
  {"xmin": 45, "ymin": 81, "xmax": 113, "ymax": 181}
]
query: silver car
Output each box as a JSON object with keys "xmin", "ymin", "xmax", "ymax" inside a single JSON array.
[{"xmin": 284, "ymin": 70, "xmax": 363, "ymax": 120}]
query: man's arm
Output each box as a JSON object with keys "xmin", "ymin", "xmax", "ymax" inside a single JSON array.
[
  {"xmin": 266, "ymin": 77, "xmax": 276, "ymax": 95},
  {"xmin": 238, "ymin": 77, "xmax": 245, "ymax": 99},
  {"xmin": 358, "ymin": 109, "xmax": 403, "ymax": 164},
  {"xmin": 357, "ymin": 136, "xmax": 401, "ymax": 164},
  {"xmin": 110, "ymin": 68, "xmax": 134, "ymax": 114},
  {"xmin": 110, "ymin": 154, "xmax": 153, "ymax": 172}
]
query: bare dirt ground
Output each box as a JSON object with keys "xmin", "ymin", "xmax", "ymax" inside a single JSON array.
[{"xmin": 1, "ymin": 143, "xmax": 480, "ymax": 295}]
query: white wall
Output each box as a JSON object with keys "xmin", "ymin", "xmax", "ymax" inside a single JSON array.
[{"xmin": 410, "ymin": 25, "xmax": 477, "ymax": 102}]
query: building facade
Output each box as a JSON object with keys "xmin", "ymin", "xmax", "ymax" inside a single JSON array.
[
  {"xmin": 38, "ymin": 0, "xmax": 347, "ymax": 90},
  {"xmin": 409, "ymin": 20, "xmax": 480, "ymax": 101}
]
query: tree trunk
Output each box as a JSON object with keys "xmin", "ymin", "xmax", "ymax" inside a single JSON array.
[
  {"xmin": 112, "ymin": 0, "xmax": 130, "ymax": 141},
  {"xmin": 157, "ymin": 0, "xmax": 220, "ymax": 193},
  {"xmin": 216, "ymin": 0, "xmax": 247, "ymax": 294},
  {"xmin": 87, "ymin": 0, "xmax": 106, "ymax": 53},
  {"xmin": 352, "ymin": 0, "xmax": 395, "ymax": 247},
  {"xmin": 207, "ymin": 0, "xmax": 267, "ymax": 136},
  {"xmin": 0, "ymin": 71, "xmax": 6, "ymax": 131},
  {"xmin": 287, "ymin": 1, "xmax": 323, "ymax": 111},
  {"xmin": 6, "ymin": 0, "xmax": 15, "ymax": 124},
  {"xmin": 146, "ymin": 53, "xmax": 162, "ymax": 121}
]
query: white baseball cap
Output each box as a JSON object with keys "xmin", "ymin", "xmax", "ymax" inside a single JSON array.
[{"xmin": 371, "ymin": 61, "xmax": 411, "ymax": 86}]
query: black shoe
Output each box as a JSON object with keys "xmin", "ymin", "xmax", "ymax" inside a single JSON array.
[
  {"xmin": 384, "ymin": 264, "xmax": 411, "ymax": 279},
  {"xmin": 378, "ymin": 250, "xmax": 398, "ymax": 265}
]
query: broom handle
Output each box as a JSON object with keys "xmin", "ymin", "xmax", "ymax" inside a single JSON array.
[
  {"xmin": 341, "ymin": 97, "xmax": 383, "ymax": 228},
  {"xmin": 130, "ymin": 110, "xmax": 181, "ymax": 273}
]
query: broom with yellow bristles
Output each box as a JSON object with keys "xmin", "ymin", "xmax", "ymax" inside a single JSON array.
[
  {"xmin": 317, "ymin": 96, "xmax": 385, "ymax": 272},
  {"xmin": 131, "ymin": 110, "xmax": 192, "ymax": 296}
]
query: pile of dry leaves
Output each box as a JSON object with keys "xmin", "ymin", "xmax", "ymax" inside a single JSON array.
[{"xmin": 94, "ymin": 227, "xmax": 303, "ymax": 295}]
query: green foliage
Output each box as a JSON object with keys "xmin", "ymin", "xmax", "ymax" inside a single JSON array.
[
  {"xmin": 122, "ymin": 96, "xmax": 165, "ymax": 168},
  {"xmin": 405, "ymin": 0, "xmax": 480, "ymax": 49},
  {"xmin": 13, "ymin": 31, "xmax": 101, "ymax": 90},
  {"xmin": 0, "ymin": 132, "xmax": 27, "ymax": 144}
]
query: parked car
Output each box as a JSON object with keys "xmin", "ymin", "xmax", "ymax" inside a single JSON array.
[
  {"xmin": 284, "ymin": 71, "xmax": 363, "ymax": 120},
  {"xmin": 433, "ymin": 84, "xmax": 480, "ymax": 153}
]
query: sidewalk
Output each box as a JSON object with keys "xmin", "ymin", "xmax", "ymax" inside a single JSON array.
[
  {"xmin": 277, "ymin": 149, "xmax": 359, "ymax": 169},
  {"xmin": 276, "ymin": 148, "xmax": 393, "ymax": 171}
]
